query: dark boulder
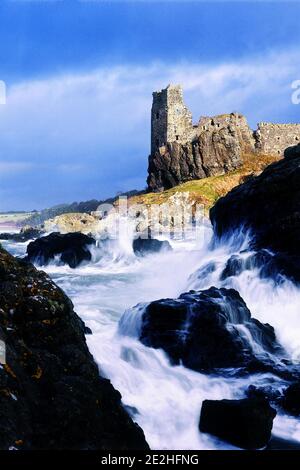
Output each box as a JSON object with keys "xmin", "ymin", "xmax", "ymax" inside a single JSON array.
[
  {"xmin": 210, "ymin": 144, "xmax": 300, "ymax": 258},
  {"xmin": 133, "ymin": 237, "xmax": 172, "ymax": 256},
  {"xmin": 220, "ymin": 254, "xmax": 248, "ymax": 280},
  {"xmin": 199, "ymin": 398, "xmax": 276, "ymax": 449},
  {"xmin": 280, "ymin": 383, "xmax": 300, "ymax": 416},
  {"xmin": 220, "ymin": 250, "xmax": 276, "ymax": 280},
  {"xmin": 25, "ymin": 232, "xmax": 96, "ymax": 268},
  {"xmin": 0, "ymin": 247, "xmax": 148, "ymax": 450},
  {"xmin": 140, "ymin": 286, "xmax": 285, "ymax": 375}
]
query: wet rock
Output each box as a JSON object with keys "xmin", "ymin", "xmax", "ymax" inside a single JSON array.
[
  {"xmin": 260, "ymin": 252, "xmax": 300, "ymax": 285},
  {"xmin": 133, "ymin": 237, "xmax": 172, "ymax": 256},
  {"xmin": 220, "ymin": 249, "xmax": 300, "ymax": 285},
  {"xmin": 280, "ymin": 383, "xmax": 300, "ymax": 416},
  {"xmin": 220, "ymin": 250, "xmax": 277, "ymax": 280},
  {"xmin": 199, "ymin": 398, "xmax": 276, "ymax": 449},
  {"xmin": 246, "ymin": 384, "xmax": 283, "ymax": 403},
  {"xmin": 25, "ymin": 232, "xmax": 96, "ymax": 268},
  {"xmin": 140, "ymin": 286, "xmax": 285, "ymax": 375},
  {"xmin": 220, "ymin": 254, "xmax": 247, "ymax": 280},
  {"xmin": 0, "ymin": 247, "xmax": 148, "ymax": 450}
]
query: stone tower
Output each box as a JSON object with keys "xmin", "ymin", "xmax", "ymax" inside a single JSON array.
[{"xmin": 151, "ymin": 84, "xmax": 193, "ymax": 154}]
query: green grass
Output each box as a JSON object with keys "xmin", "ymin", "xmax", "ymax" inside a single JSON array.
[{"xmin": 128, "ymin": 153, "xmax": 279, "ymax": 214}]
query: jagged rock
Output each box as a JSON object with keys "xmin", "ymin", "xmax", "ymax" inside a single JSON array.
[
  {"xmin": 246, "ymin": 384, "xmax": 283, "ymax": 403},
  {"xmin": 199, "ymin": 398, "xmax": 276, "ymax": 449},
  {"xmin": 210, "ymin": 144, "xmax": 300, "ymax": 258},
  {"xmin": 148, "ymin": 125, "xmax": 242, "ymax": 191},
  {"xmin": 133, "ymin": 237, "xmax": 172, "ymax": 256},
  {"xmin": 139, "ymin": 286, "xmax": 285, "ymax": 375},
  {"xmin": 0, "ymin": 247, "xmax": 148, "ymax": 450},
  {"xmin": 25, "ymin": 232, "xmax": 96, "ymax": 268}
]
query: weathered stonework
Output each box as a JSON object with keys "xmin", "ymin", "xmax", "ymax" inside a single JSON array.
[
  {"xmin": 148, "ymin": 84, "xmax": 300, "ymax": 191},
  {"xmin": 195, "ymin": 113, "xmax": 255, "ymax": 153},
  {"xmin": 151, "ymin": 85, "xmax": 255, "ymax": 156},
  {"xmin": 255, "ymin": 123, "xmax": 300, "ymax": 156},
  {"xmin": 151, "ymin": 85, "xmax": 193, "ymax": 153}
]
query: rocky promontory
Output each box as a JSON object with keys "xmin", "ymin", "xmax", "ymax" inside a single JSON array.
[
  {"xmin": 0, "ymin": 247, "xmax": 148, "ymax": 450},
  {"xmin": 148, "ymin": 124, "xmax": 243, "ymax": 192}
]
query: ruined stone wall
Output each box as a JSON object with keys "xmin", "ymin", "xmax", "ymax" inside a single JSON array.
[
  {"xmin": 193, "ymin": 113, "xmax": 255, "ymax": 153},
  {"xmin": 151, "ymin": 85, "xmax": 255, "ymax": 154},
  {"xmin": 255, "ymin": 123, "xmax": 300, "ymax": 156},
  {"xmin": 151, "ymin": 85, "xmax": 192, "ymax": 154},
  {"xmin": 148, "ymin": 84, "xmax": 300, "ymax": 191}
]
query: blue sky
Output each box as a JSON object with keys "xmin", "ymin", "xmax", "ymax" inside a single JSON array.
[{"xmin": 0, "ymin": 0, "xmax": 300, "ymax": 211}]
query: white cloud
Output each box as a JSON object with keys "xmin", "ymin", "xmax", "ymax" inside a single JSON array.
[
  {"xmin": 3, "ymin": 47, "xmax": 299, "ymax": 139},
  {"xmin": 0, "ymin": 47, "xmax": 299, "ymax": 207}
]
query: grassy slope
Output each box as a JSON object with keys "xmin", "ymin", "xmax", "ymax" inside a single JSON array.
[{"xmin": 128, "ymin": 153, "xmax": 279, "ymax": 214}]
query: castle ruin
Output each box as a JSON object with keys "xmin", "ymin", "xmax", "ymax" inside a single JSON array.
[
  {"xmin": 151, "ymin": 85, "xmax": 193, "ymax": 153},
  {"xmin": 148, "ymin": 84, "xmax": 300, "ymax": 191},
  {"xmin": 255, "ymin": 122, "xmax": 300, "ymax": 155}
]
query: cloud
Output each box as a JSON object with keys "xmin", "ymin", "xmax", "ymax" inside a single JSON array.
[
  {"xmin": 0, "ymin": 47, "xmax": 299, "ymax": 209},
  {"xmin": 0, "ymin": 161, "xmax": 33, "ymax": 175}
]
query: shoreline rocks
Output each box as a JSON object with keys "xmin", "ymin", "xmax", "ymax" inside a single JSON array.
[
  {"xmin": 0, "ymin": 247, "xmax": 148, "ymax": 450},
  {"xmin": 220, "ymin": 249, "xmax": 300, "ymax": 286},
  {"xmin": 133, "ymin": 237, "xmax": 172, "ymax": 256},
  {"xmin": 25, "ymin": 232, "xmax": 96, "ymax": 268},
  {"xmin": 280, "ymin": 383, "xmax": 300, "ymax": 416},
  {"xmin": 199, "ymin": 398, "xmax": 276, "ymax": 449},
  {"xmin": 139, "ymin": 286, "xmax": 285, "ymax": 376}
]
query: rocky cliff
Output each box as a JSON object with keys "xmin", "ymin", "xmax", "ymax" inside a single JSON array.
[{"xmin": 148, "ymin": 123, "xmax": 243, "ymax": 191}]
